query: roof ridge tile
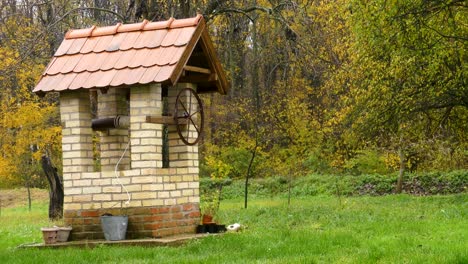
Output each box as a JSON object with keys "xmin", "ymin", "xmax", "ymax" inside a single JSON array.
[
  {"xmin": 170, "ymin": 14, "xmax": 202, "ymax": 28},
  {"xmin": 117, "ymin": 19, "xmax": 149, "ymax": 33},
  {"xmin": 64, "ymin": 15, "xmax": 201, "ymax": 40},
  {"xmin": 66, "ymin": 25, "xmax": 96, "ymax": 39},
  {"xmin": 144, "ymin": 17, "xmax": 175, "ymax": 30},
  {"xmin": 92, "ymin": 23, "xmax": 121, "ymax": 37}
]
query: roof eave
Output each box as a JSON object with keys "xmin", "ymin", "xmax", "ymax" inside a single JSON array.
[{"xmin": 169, "ymin": 17, "xmax": 229, "ymax": 95}]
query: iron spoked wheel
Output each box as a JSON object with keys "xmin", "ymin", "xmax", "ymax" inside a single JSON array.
[{"xmin": 174, "ymin": 88, "xmax": 204, "ymax": 146}]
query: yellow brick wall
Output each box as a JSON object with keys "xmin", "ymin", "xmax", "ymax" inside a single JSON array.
[
  {"xmin": 97, "ymin": 88, "xmax": 130, "ymax": 171},
  {"xmin": 60, "ymin": 84, "xmax": 201, "ymax": 212}
]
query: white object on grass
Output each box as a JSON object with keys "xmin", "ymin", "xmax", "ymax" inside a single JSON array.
[{"xmin": 227, "ymin": 223, "xmax": 241, "ymax": 232}]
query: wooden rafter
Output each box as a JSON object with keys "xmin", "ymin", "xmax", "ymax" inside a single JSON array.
[{"xmin": 184, "ymin": 65, "xmax": 211, "ymax": 74}]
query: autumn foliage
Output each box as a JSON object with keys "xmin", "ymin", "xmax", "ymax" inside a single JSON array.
[{"xmin": 0, "ymin": 0, "xmax": 466, "ymax": 190}]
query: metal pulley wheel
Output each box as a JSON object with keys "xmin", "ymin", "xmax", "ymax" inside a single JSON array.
[{"xmin": 174, "ymin": 88, "xmax": 204, "ymax": 145}]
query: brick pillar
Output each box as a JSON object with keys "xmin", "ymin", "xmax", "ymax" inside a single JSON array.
[
  {"xmin": 167, "ymin": 83, "xmax": 200, "ymax": 206},
  {"xmin": 60, "ymin": 90, "xmax": 94, "ymax": 211},
  {"xmin": 167, "ymin": 83, "xmax": 199, "ymax": 169},
  {"xmin": 97, "ymin": 88, "xmax": 130, "ymax": 171},
  {"xmin": 129, "ymin": 84, "xmax": 163, "ymax": 169}
]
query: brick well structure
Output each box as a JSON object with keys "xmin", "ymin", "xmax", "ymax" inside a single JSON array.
[{"xmin": 33, "ymin": 15, "xmax": 229, "ymax": 240}]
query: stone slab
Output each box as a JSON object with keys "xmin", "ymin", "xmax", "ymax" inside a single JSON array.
[{"xmin": 19, "ymin": 233, "xmax": 214, "ymax": 249}]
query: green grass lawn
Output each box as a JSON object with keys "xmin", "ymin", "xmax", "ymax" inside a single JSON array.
[{"xmin": 0, "ymin": 194, "xmax": 466, "ymax": 263}]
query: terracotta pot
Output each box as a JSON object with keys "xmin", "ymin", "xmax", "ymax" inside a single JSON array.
[
  {"xmin": 41, "ymin": 227, "xmax": 59, "ymax": 244},
  {"xmin": 202, "ymin": 214, "xmax": 214, "ymax": 224}
]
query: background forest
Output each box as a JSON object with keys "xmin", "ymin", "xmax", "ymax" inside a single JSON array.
[{"xmin": 0, "ymin": 0, "xmax": 466, "ymax": 193}]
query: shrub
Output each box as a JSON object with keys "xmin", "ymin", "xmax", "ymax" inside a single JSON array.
[
  {"xmin": 206, "ymin": 170, "xmax": 467, "ymax": 199},
  {"xmin": 344, "ymin": 149, "xmax": 391, "ymax": 175},
  {"xmin": 403, "ymin": 170, "xmax": 468, "ymax": 195},
  {"xmin": 354, "ymin": 174, "xmax": 397, "ymax": 195}
]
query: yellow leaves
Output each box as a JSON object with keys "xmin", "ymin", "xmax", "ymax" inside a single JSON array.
[
  {"xmin": 384, "ymin": 152, "xmax": 400, "ymax": 171},
  {"xmin": 205, "ymin": 155, "xmax": 232, "ymax": 181},
  {"xmin": 0, "ymin": 157, "xmax": 22, "ymax": 187},
  {"xmin": 0, "ymin": 96, "xmax": 61, "ymax": 184}
]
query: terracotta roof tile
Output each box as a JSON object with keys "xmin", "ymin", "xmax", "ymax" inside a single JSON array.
[
  {"xmin": 61, "ymin": 54, "xmax": 83, "ymax": 74},
  {"xmin": 42, "ymin": 57, "xmax": 57, "ymax": 75},
  {"xmin": 161, "ymin": 28, "xmax": 183, "ymax": 47},
  {"xmin": 84, "ymin": 70, "xmax": 110, "ymax": 88},
  {"xmin": 170, "ymin": 46, "xmax": 186, "ymax": 64},
  {"xmin": 59, "ymin": 73, "xmax": 78, "ymax": 90},
  {"xmin": 110, "ymin": 68, "xmax": 132, "ymax": 86},
  {"xmin": 86, "ymin": 52, "xmax": 108, "ymax": 72},
  {"xmin": 154, "ymin": 64, "xmax": 175, "ymax": 82},
  {"xmin": 67, "ymin": 38, "xmax": 88, "ymax": 55},
  {"xmin": 74, "ymin": 53, "xmax": 95, "ymax": 73},
  {"xmin": 139, "ymin": 66, "xmax": 161, "ymax": 84},
  {"xmin": 94, "ymin": 69, "xmax": 118, "ymax": 87},
  {"xmin": 114, "ymin": 49, "xmax": 137, "ymax": 69},
  {"xmin": 47, "ymin": 54, "xmax": 82, "ymax": 75},
  {"xmin": 146, "ymin": 30, "xmax": 168, "ymax": 48},
  {"xmin": 119, "ymin": 31, "xmax": 141, "ymax": 50},
  {"xmin": 100, "ymin": 51, "xmax": 122, "ymax": 71},
  {"xmin": 44, "ymin": 74, "xmax": 66, "ymax": 91},
  {"xmin": 142, "ymin": 48, "xmax": 164, "ymax": 67},
  {"xmin": 34, "ymin": 15, "xmax": 229, "ymax": 94},
  {"xmin": 93, "ymin": 35, "xmax": 114, "ymax": 53},
  {"xmin": 54, "ymin": 38, "xmax": 74, "ymax": 56},
  {"xmin": 33, "ymin": 76, "xmax": 51, "ymax": 92},
  {"xmin": 37, "ymin": 76, "xmax": 54, "ymax": 92},
  {"xmin": 123, "ymin": 67, "xmax": 147, "ymax": 85},
  {"xmin": 128, "ymin": 48, "xmax": 152, "ymax": 68},
  {"xmin": 174, "ymin": 27, "xmax": 196, "ymax": 46},
  {"xmin": 46, "ymin": 57, "xmax": 64, "ymax": 75},
  {"xmin": 80, "ymin": 37, "xmax": 100, "ymax": 54},
  {"xmin": 133, "ymin": 30, "xmax": 160, "ymax": 49},
  {"xmin": 69, "ymin": 71, "xmax": 91, "ymax": 90},
  {"xmin": 159, "ymin": 46, "xmax": 181, "ymax": 66},
  {"xmin": 106, "ymin": 33, "xmax": 127, "ymax": 52}
]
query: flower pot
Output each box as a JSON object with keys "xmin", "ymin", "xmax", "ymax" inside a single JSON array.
[
  {"xmin": 196, "ymin": 224, "xmax": 227, "ymax": 234},
  {"xmin": 196, "ymin": 225, "xmax": 206, "ymax": 233},
  {"xmin": 100, "ymin": 215, "xmax": 128, "ymax": 241},
  {"xmin": 41, "ymin": 227, "xmax": 59, "ymax": 244},
  {"xmin": 56, "ymin": 226, "xmax": 72, "ymax": 242},
  {"xmin": 202, "ymin": 214, "xmax": 214, "ymax": 224},
  {"xmin": 207, "ymin": 223, "xmax": 217, "ymax": 233}
]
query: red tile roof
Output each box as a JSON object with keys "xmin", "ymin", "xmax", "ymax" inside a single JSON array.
[{"xmin": 33, "ymin": 15, "xmax": 229, "ymax": 95}]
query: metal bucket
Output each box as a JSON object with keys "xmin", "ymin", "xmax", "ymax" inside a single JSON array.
[
  {"xmin": 56, "ymin": 226, "xmax": 72, "ymax": 242},
  {"xmin": 100, "ymin": 215, "xmax": 128, "ymax": 241}
]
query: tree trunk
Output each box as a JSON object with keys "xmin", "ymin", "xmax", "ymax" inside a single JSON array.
[
  {"xmin": 41, "ymin": 155, "xmax": 64, "ymax": 220},
  {"xmin": 287, "ymin": 172, "xmax": 292, "ymax": 206},
  {"xmin": 178, "ymin": 0, "xmax": 190, "ymax": 18},
  {"xmin": 26, "ymin": 182, "xmax": 31, "ymax": 212},
  {"xmin": 396, "ymin": 147, "xmax": 405, "ymax": 193}
]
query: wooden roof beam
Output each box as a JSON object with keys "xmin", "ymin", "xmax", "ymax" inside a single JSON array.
[
  {"xmin": 179, "ymin": 73, "xmax": 218, "ymax": 83},
  {"xmin": 183, "ymin": 65, "xmax": 211, "ymax": 74}
]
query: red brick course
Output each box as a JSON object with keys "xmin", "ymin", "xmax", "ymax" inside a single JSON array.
[{"xmin": 64, "ymin": 203, "xmax": 200, "ymax": 241}]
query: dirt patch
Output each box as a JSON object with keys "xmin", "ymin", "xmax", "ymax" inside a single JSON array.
[{"xmin": 0, "ymin": 188, "xmax": 49, "ymax": 208}]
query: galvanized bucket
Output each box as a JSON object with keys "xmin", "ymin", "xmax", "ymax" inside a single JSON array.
[{"xmin": 100, "ymin": 215, "xmax": 128, "ymax": 241}]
